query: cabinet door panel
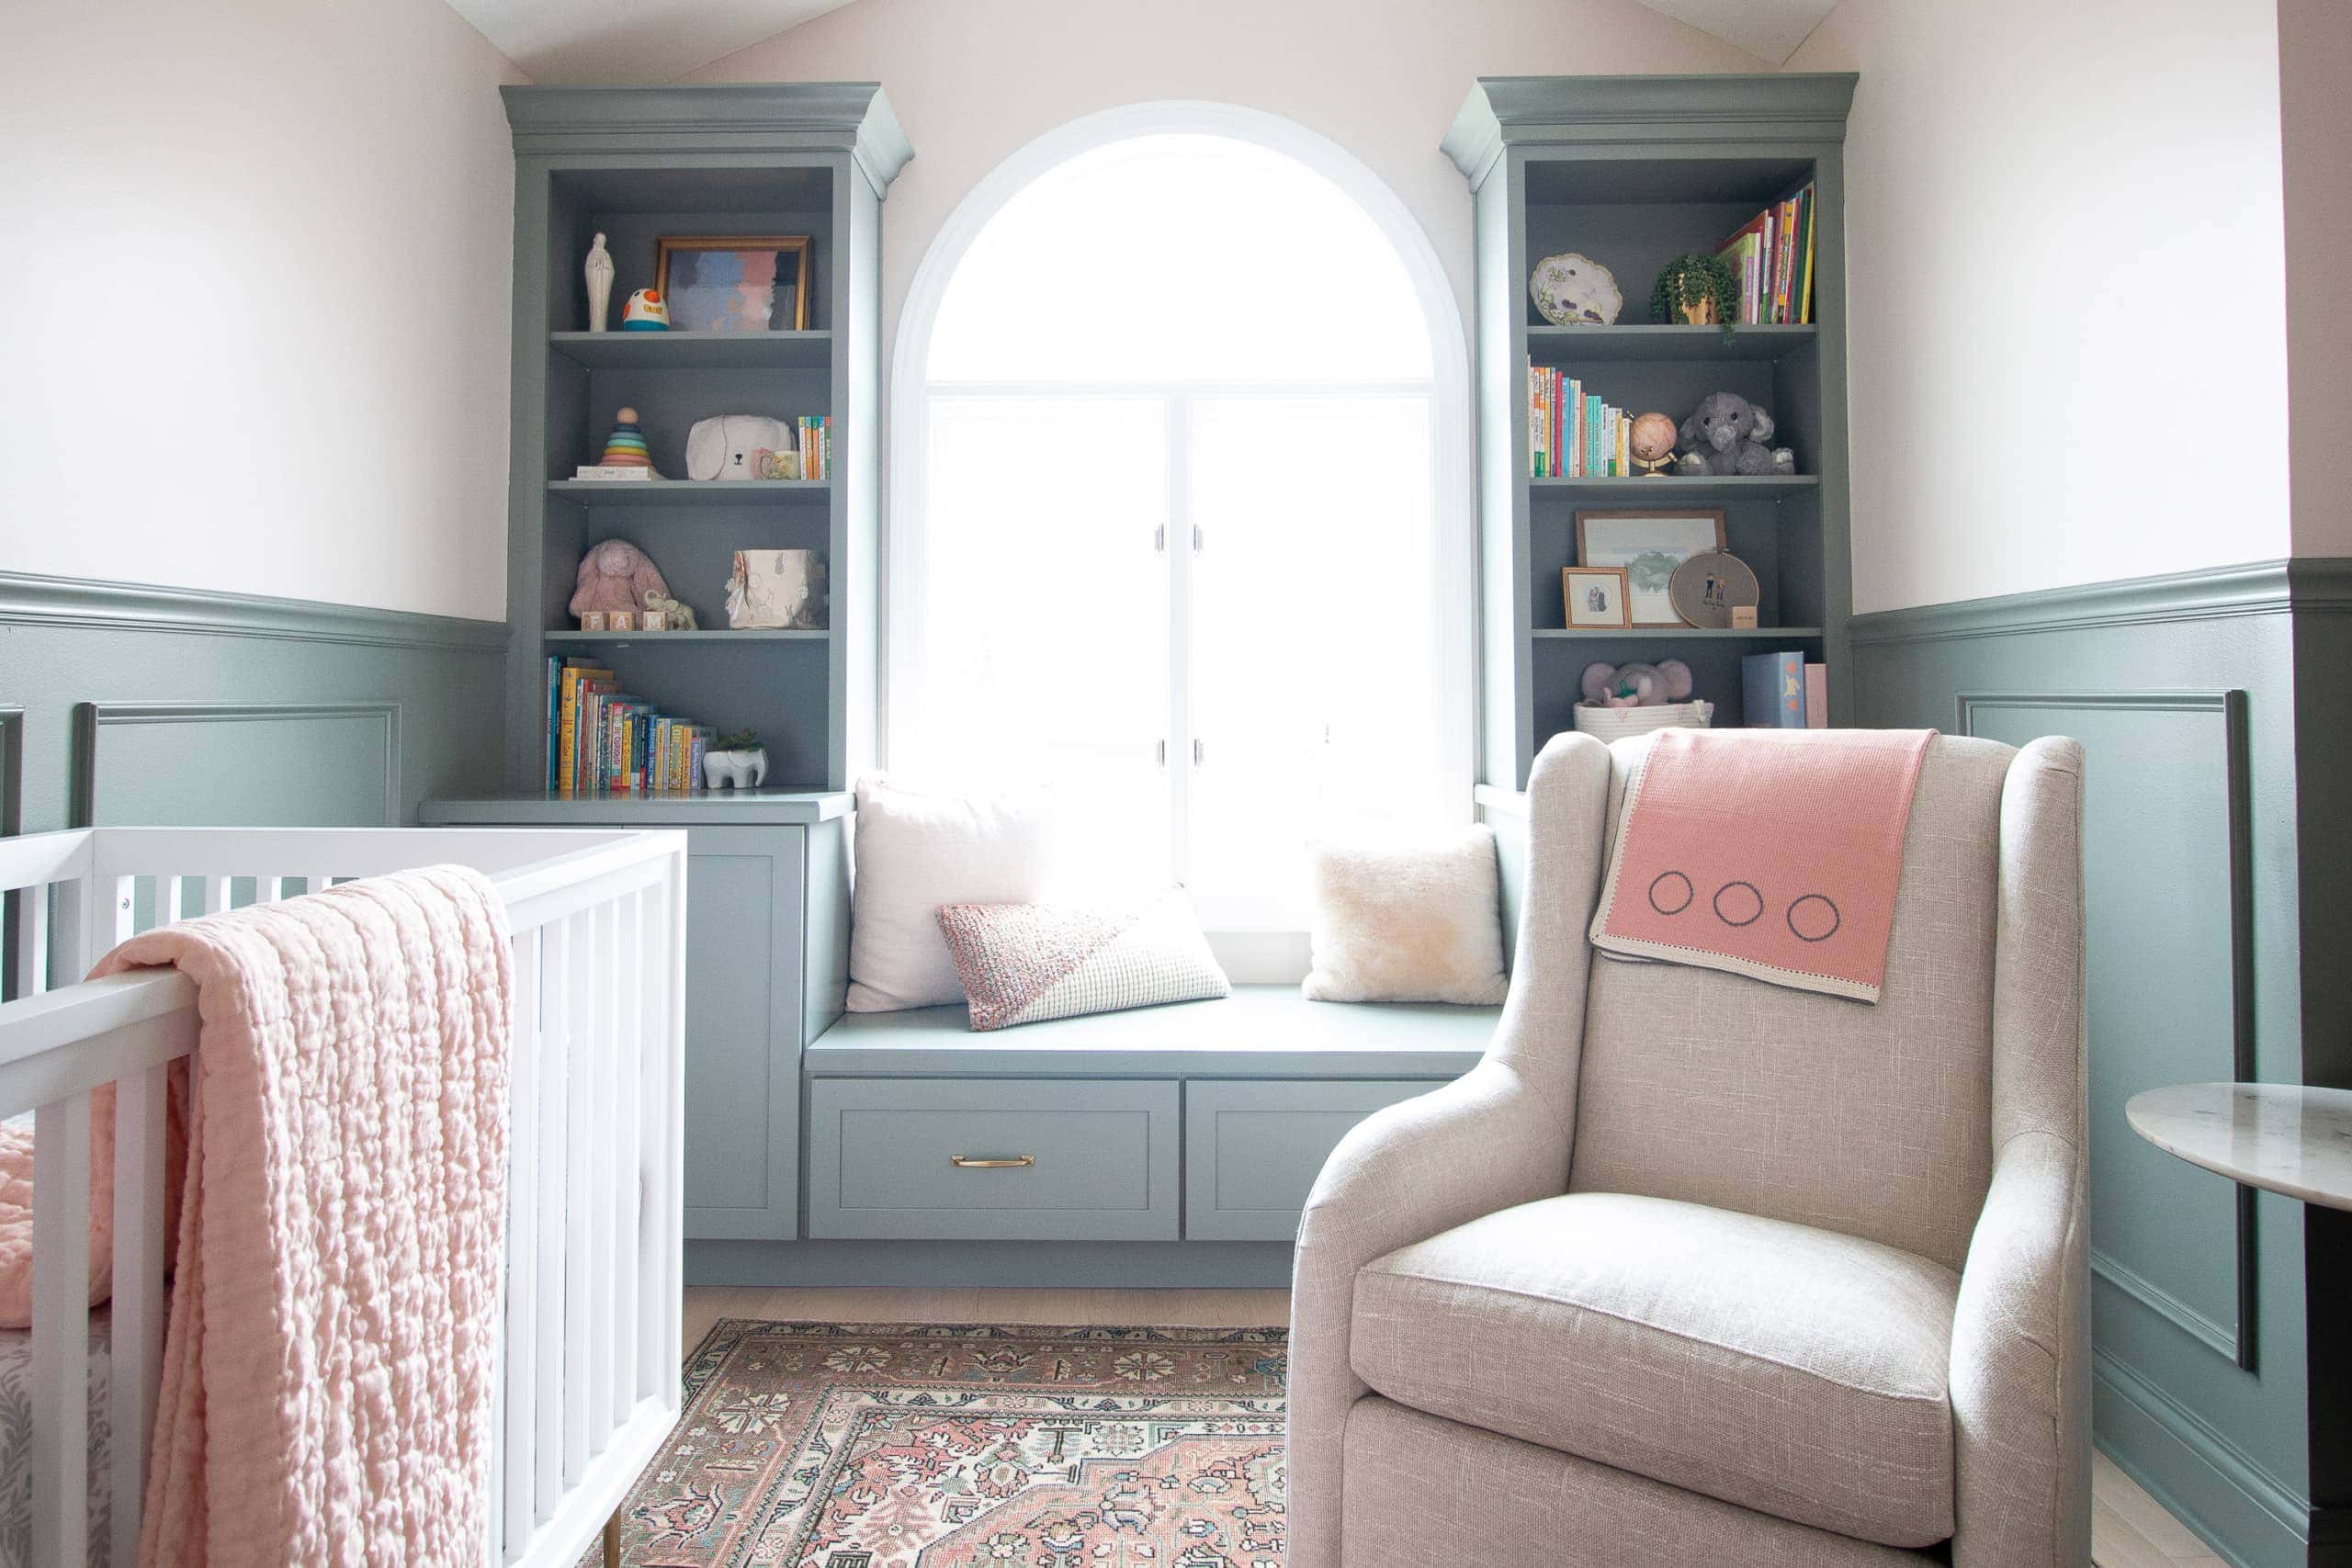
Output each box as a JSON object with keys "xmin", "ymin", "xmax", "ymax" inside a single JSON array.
[
  {"xmin": 682, "ymin": 826, "xmax": 806, "ymax": 1239},
  {"xmin": 1184, "ymin": 1079, "xmax": 1439, "ymax": 1241}
]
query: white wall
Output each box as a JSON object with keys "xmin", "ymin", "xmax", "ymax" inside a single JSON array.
[
  {"xmin": 0, "ymin": 0, "xmax": 523, "ymax": 621},
  {"xmin": 1791, "ymin": 0, "xmax": 2292, "ymax": 614},
  {"xmin": 687, "ymin": 0, "xmax": 1765, "ymax": 373}
]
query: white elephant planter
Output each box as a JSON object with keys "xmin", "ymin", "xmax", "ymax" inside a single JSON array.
[{"xmin": 703, "ymin": 747, "xmax": 767, "ymax": 790}]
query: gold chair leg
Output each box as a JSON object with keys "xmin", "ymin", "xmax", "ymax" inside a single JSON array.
[{"xmin": 603, "ymin": 1507, "xmax": 621, "ymax": 1568}]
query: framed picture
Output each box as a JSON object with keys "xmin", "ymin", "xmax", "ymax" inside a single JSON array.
[
  {"xmin": 1562, "ymin": 567, "xmax": 1631, "ymax": 629},
  {"xmin": 655, "ymin": 235, "xmax": 812, "ymax": 333},
  {"xmin": 1575, "ymin": 509, "xmax": 1728, "ymax": 626}
]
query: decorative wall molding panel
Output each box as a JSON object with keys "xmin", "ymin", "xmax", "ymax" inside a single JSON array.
[{"xmin": 74, "ymin": 702, "xmax": 401, "ymax": 829}]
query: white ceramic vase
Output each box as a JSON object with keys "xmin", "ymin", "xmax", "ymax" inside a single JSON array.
[{"xmin": 703, "ymin": 747, "xmax": 767, "ymax": 790}]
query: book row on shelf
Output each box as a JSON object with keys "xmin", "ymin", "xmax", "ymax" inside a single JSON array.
[
  {"xmin": 1742, "ymin": 650, "xmax": 1827, "ymax": 728},
  {"xmin": 548, "ymin": 656, "xmax": 713, "ymax": 793},
  {"xmin": 1722, "ymin": 184, "xmax": 1816, "ymax": 327},
  {"xmin": 1528, "ymin": 367, "xmax": 1640, "ymax": 478}
]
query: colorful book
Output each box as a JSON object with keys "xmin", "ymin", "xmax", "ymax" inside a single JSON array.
[
  {"xmin": 1804, "ymin": 662, "xmax": 1829, "ymax": 729},
  {"xmin": 1742, "ymin": 651, "xmax": 1809, "ymax": 728}
]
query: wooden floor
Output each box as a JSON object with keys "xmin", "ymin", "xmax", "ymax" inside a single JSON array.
[{"xmin": 680, "ymin": 1286, "xmax": 2222, "ymax": 1566}]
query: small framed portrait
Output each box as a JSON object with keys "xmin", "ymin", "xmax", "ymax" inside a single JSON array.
[
  {"xmin": 1563, "ymin": 567, "xmax": 1632, "ymax": 629},
  {"xmin": 655, "ymin": 235, "xmax": 812, "ymax": 333},
  {"xmin": 1574, "ymin": 509, "xmax": 1728, "ymax": 627}
]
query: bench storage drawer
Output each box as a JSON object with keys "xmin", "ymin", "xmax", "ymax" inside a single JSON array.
[
  {"xmin": 807, "ymin": 1077, "xmax": 1181, "ymax": 1240},
  {"xmin": 1184, "ymin": 1079, "xmax": 1439, "ymax": 1240}
]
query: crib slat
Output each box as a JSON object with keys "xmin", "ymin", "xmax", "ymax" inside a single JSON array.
[
  {"xmin": 31, "ymin": 1091, "xmax": 93, "ymax": 1568},
  {"xmin": 634, "ymin": 885, "xmax": 662, "ymax": 1396},
  {"xmin": 585, "ymin": 900, "xmax": 616, "ymax": 1448},
  {"xmin": 501, "ymin": 926, "xmax": 542, "ymax": 1562},
  {"xmin": 614, "ymin": 891, "xmax": 642, "ymax": 1405},
  {"xmin": 662, "ymin": 858, "xmax": 686, "ymax": 1379},
  {"xmin": 110, "ymin": 1063, "xmax": 169, "ymax": 1568},
  {"xmin": 258, "ymin": 876, "xmax": 286, "ymax": 904},
  {"xmin": 562, "ymin": 909, "xmax": 594, "ymax": 1486},
  {"xmin": 535, "ymin": 917, "xmax": 570, "ymax": 1523},
  {"xmin": 14, "ymin": 882, "xmax": 48, "ymax": 1000},
  {"xmin": 109, "ymin": 874, "xmax": 135, "ymax": 946},
  {"xmin": 201, "ymin": 875, "xmax": 231, "ymax": 917}
]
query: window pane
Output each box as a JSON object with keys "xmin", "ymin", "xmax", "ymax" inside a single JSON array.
[
  {"xmin": 1186, "ymin": 393, "xmax": 1443, "ymax": 926},
  {"xmin": 906, "ymin": 395, "xmax": 1172, "ymax": 887},
  {"xmin": 928, "ymin": 135, "xmax": 1431, "ymax": 385}
]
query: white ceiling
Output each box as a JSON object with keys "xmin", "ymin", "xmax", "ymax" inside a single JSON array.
[
  {"xmin": 1626, "ymin": 0, "xmax": 1840, "ymax": 65},
  {"xmin": 444, "ymin": 0, "xmax": 856, "ymax": 85},
  {"xmin": 445, "ymin": 0, "xmax": 1831, "ymax": 86}
]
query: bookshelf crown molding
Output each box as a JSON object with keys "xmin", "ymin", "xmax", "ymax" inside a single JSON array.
[
  {"xmin": 501, "ymin": 83, "xmax": 912, "ymax": 192},
  {"xmin": 1443, "ymin": 73, "xmax": 1858, "ymax": 185}
]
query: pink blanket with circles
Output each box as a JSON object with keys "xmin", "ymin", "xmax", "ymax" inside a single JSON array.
[
  {"xmin": 55, "ymin": 867, "xmax": 512, "ymax": 1568},
  {"xmin": 1590, "ymin": 728, "xmax": 1935, "ymax": 1002}
]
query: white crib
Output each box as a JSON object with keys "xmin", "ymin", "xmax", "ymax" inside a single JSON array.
[{"xmin": 0, "ymin": 826, "xmax": 688, "ymax": 1568}]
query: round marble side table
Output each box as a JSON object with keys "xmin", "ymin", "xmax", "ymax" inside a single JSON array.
[{"xmin": 2124, "ymin": 1083, "xmax": 2352, "ymax": 1211}]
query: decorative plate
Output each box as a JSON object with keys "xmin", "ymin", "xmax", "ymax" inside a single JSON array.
[
  {"xmin": 1529, "ymin": 252, "xmax": 1623, "ymax": 326},
  {"xmin": 1668, "ymin": 549, "xmax": 1760, "ymax": 628}
]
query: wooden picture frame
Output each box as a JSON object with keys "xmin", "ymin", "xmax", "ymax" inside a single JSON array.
[
  {"xmin": 1574, "ymin": 509, "xmax": 1728, "ymax": 627},
  {"xmin": 1562, "ymin": 567, "xmax": 1632, "ymax": 629},
  {"xmin": 654, "ymin": 235, "xmax": 813, "ymax": 332}
]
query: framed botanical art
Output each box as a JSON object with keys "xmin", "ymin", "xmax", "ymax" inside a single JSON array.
[
  {"xmin": 1574, "ymin": 509, "xmax": 1728, "ymax": 626},
  {"xmin": 655, "ymin": 235, "xmax": 812, "ymax": 333},
  {"xmin": 1562, "ymin": 567, "xmax": 1631, "ymax": 629}
]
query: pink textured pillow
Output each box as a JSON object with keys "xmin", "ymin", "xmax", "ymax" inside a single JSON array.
[{"xmin": 935, "ymin": 891, "xmax": 1230, "ymax": 1032}]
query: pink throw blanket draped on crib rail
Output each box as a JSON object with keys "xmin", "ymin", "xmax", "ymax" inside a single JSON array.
[
  {"xmin": 1590, "ymin": 728, "xmax": 1936, "ymax": 1002},
  {"xmin": 82, "ymin": 867, "xmax": 513, "ymax": 1568}
]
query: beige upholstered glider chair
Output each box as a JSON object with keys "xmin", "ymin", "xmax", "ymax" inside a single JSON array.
[{"xmin": 1289, "ymin": 728, "xmax": 2089, "ymax": 1567}]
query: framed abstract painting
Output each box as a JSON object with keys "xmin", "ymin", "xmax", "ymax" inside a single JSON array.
[{"xmin": 655, "ymin": 235, "xmax": 812, "ymax": 333}]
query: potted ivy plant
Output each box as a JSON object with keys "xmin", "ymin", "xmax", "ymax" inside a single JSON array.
[
  {"xmin": 703, "ymin": 728, "xmax": 767, "ymax": 790},
  {"xmin": 1650, "ymin": 254, "xmax": 1740, "ymax": 328}
]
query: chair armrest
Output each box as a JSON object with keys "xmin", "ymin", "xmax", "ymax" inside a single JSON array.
[
  {"xmin": 1950, "ymin": 1128, "xmax": 2090, "ymax": 1568},
  {"xmin": 1286, "ymin": 1059, "xmax": 1570, "ymax": 1568}
]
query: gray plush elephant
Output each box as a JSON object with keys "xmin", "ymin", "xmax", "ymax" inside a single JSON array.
[{"xmin": 1676, "ymin": 392, "xmax": 1797, "ymax": 477}]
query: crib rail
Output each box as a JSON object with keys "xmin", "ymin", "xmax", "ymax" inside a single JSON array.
[{"xmin": 0, "ymin": 827, "xmax": 687, "ymax": 1568}]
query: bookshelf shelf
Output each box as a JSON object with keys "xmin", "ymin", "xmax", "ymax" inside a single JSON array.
[
  {"xmin": 1532, "ymin": 626, "xmax": 1825, "ymax": 641},
  {"xmin": 1446, "ymin": 73, "xmax": 1856, "ymax": 783},
  {"xmin": 545, "ymin": 629, "xmax": 830, "ymax": 645},
  {"xmin": 1530, "ymin": 476, "xmax": 1819, "ymax": 502},
  {"xmin": 1526, "ymin": 324, "xmax": 1817, "ymax": 362},
  {"xmin": 546, "ymin": 479, "xmax": 831, "ymax": 506},
  {"xmin": 548, "ymin": 330, "xmax": 833, "ymax": 369}
]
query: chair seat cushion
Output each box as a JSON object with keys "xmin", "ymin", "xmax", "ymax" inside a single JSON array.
[{"xmin": 1350, "ymin": 1191, "xmax": 1961, "ymax": 1547}]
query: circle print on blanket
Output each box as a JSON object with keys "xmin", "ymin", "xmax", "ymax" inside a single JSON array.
[
  {"xmin": 1788, "ymin": 894, "xmax": 1841, "ymax": 942},
  {"xmin": 1712, "ymin": 880, "xmax": 1763, "ymax": 927},
  {"xmin": 1647, "ymin": 870, "xmax": 1694, "ymax": 916}
]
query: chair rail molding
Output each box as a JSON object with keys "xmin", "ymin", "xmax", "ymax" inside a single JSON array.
[{"xmin": 0, "ymin": 570, "xmax": 509, "ymax": 651}]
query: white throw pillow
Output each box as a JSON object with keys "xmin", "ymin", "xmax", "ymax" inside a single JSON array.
[
  {"xmin": 847, "ymin": 775, "xmax": 1058, "ymax": 1011},
  {"xmin": 1303, "ymin": 824, "xmax": 1510, "ymax": 1005}
]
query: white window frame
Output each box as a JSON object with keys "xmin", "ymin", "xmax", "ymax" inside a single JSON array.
[{"xmin": 885, "ymin": 102, "xmax": 1476, "ymax": 966}]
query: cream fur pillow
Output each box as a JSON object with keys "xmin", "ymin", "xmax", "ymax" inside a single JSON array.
[{"xmin": 1303, "ymin": 825, "xmax": 1510, "ymax": 1004}]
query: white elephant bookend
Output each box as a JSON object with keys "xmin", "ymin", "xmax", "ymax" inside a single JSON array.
[{"xmin": 703, "ymin": 730, "xmax": 768, "ymax": 790}]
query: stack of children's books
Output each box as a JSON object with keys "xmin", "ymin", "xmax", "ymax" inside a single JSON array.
[
  {"xmin": 1526, "ymin": 367, "xmax": 1632, "ymax": 478},
  {"xmin": 795, "ymin": 415, "xmax": 832, "ymax": 482},
  {"xmin": 547, "ymin": 655, "xmax": 714, "ymax": 792},
  {"xmin": 1717, "ymin": 184, "xmax": 1817, "ymax": 326},
  {"xmin": 1741, "ymin": 650, "xmax": 1829, "ymax": 728}
]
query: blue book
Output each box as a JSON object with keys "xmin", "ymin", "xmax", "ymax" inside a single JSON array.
[{"xmin": 1742, "ymin": 651, "xmax": 1808, "ymax": 728}]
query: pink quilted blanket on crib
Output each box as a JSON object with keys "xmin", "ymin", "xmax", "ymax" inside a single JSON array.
[{"xmin": 86, "ymin": 867, "xmax": 513, "ymax": 1568}]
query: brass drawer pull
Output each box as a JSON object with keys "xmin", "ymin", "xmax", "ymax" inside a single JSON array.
[{"xmin": 950, "ymin": 1154, "xmax": 1035, "ymax": 1169}]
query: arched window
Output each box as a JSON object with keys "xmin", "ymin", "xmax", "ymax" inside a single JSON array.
[{"xmin": 889, "ymin": 106, "xmax": 1469, "ymax": 943}]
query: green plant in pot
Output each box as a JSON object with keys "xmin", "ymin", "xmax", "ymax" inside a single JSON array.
[{"xmin": 1650, "ymin": 254, "xmax": 1740, "ymax": 328}]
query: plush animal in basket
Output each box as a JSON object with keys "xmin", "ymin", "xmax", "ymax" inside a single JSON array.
[
  {"xmin": 569, "ymin": 539, "xmax": 672, "ymax": 619},
  {"xmin": 1581, "ymin": 659, "xmax": 1696, "ymax": 709},
  {"xmin": 1676, "ymin": 391, "xmax": 1797, "ymax": 477}
]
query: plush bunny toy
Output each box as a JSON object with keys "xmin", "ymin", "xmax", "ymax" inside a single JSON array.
[
  {"xmin": 1581, "ymin": 659, "xmax": 1696, "ymax": 709},
  {"xmin": 569, "ymin": 538, "xmax": 672, "ymax": 618},
  {"xmin": 1676, "ymin": 391, "xmax": 1797, "ymax": 477}
]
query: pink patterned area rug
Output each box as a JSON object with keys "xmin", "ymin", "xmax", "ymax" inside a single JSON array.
[{"xmin": 607, "ymin": 1321, "xmax": 1289, "ymax": 1567}]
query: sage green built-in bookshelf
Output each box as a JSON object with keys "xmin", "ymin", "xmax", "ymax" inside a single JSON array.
[
  {"xmin": 1444, "ymin": 74, "xmax": 1858, "ymax": 788},
  {"xmin": 499, "ymin": 85, "xmax": 910, "ymax": 797}
]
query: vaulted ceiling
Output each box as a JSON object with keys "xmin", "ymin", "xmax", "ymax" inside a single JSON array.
[{"xmin": 444, "ymin": 0, "xmax": 1834, "ymax": 85}]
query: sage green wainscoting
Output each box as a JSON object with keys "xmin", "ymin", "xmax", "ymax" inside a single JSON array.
[
  {"xmin": 1851, "ymin": 558, "xmax": 2352, "ymax": 1568},
  {"xmin": 0, "ymin": 571, "xmax": 507, "ymax": 833}
]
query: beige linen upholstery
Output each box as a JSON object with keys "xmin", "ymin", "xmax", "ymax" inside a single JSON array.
[
  {"xmin": 1351, "ymin": 1193, "xmax": 1960, "ymax": 1546},
  {"xmin": 1289, "ymin": 729, "xmax": 2090, "ymax": 1568}
]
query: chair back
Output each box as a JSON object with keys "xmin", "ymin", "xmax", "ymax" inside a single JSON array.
[{"xmin": 1566, "ymin": 733, "xmax": 2015, "ymax": 1270}]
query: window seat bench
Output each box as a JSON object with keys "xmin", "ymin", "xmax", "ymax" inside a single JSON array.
[{"xmin": 787, "ymin": 987, "xmax": 1498, "ymax": 1270}]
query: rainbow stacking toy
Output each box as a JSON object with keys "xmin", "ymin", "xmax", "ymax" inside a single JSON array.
[{"xmin": 598, "ymin": 408, "xmax": 655, "ymax": 468}]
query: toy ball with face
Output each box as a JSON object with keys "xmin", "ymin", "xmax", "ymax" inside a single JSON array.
[{"xmin": 621, "ymin": 288, "xmax": 671, "ymax": 332}]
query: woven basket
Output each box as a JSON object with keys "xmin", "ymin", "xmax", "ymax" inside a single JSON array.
[{"xmin": 1571, "ymin": 700, "xmax": 1714, "ymax": 742}]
